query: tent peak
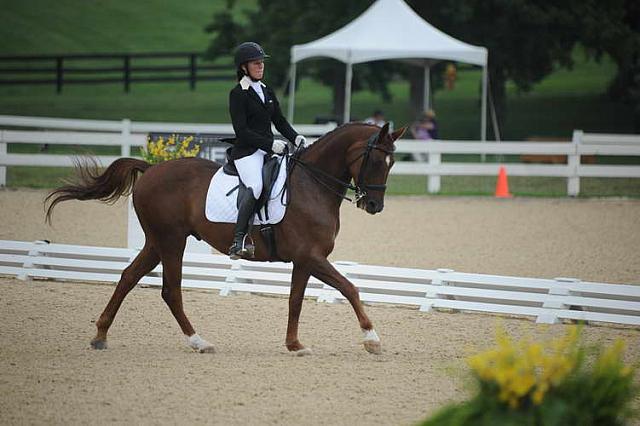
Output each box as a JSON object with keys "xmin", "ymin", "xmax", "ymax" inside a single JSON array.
[{"xmin": 291, "ymin": 0, "xmax": 487, "ymax": 66}]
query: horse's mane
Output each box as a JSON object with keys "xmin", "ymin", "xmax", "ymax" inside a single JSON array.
[{"xmin": 296, "ymin": 122, "xmax": 379, "ymax": 157}]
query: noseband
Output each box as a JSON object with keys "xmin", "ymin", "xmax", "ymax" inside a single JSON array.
[{"xmin": 290, "ymin": 130, "xmax": 393, "ymax": 203}]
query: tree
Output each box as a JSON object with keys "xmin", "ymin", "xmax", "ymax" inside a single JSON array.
[
  {"xmin": 205, "ymin": 0, "xmax": 640, "ymax": 131},
  {"xmin": 204, "ymin": 0, "xmax": 396, "ymax": 122},
  {"xmin": 408, "ymin": 0, "xmax": 640, "ymax": 132},
  {"xmin": 579, "ymin": 0, "xmax": 640, "ymax": 130},
  {"xmin": 408, "ymin": 0, "xmax": 583, "ymax": 132}
]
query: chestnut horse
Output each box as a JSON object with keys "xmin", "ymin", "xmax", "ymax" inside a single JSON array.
[{"xmin": 46, "ymin": 122, "xmax": 405, "ymax": 355}]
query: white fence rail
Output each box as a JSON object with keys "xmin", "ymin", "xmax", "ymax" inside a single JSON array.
[
  {"xmin": 1, "ymin": 239, "xmax": 639, "ymax": 327},
  {"xmin": 394, "ymin": 130, "xmax": 640, "ymax": 195},
  {"xmin": 1, "ymin": 115, "xmax": 639, "ymax": 195},
  {"xmin": 0, "ymin": 115, "xmax": 337, "ymax": 185},
  {"xmin": 0, "ymin": 114, "xmax": 337, "ymax": 136}
]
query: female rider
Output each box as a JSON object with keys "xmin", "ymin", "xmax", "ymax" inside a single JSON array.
[{"xmin": 228, "ymin": 42, "xmax": 306, "ymax": 259}]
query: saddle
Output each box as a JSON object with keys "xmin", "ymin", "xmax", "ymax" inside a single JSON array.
[{"xmin": 223, "ymin": 147, "xmax": 284, "ymax": 261}]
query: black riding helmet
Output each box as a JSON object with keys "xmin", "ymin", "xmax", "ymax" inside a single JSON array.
[{"xmin": 234, "ymin": 42, "xmax": 269, "ymax": 67}]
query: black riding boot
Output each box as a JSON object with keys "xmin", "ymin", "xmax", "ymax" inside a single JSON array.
[{"xmin": 228, "ymin": 192, "xmax": 257, "ymax": 260}]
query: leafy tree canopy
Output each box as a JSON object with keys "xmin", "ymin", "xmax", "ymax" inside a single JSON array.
[{"xmin": 205, "ymin": 0, "xmax": 639, "ymax": 127}]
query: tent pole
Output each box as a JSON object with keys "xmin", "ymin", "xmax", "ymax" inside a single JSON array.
[
  {"xmin": 343, "ymin": 62, "xmax": 353, "ymax": 124},
  {"xmin": 287, "ymin": 62, "xmax": 297, "ymax": 123},
  {"xmin": 481, "ymin": 64, "xmax": 488, "ymax": 142},
  {"xmin": 423, "ymin": 63, "xmax": 431, "ymax": 112}
]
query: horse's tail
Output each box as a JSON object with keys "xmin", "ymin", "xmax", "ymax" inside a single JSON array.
[{"xmin": 45, "ymin": 157, "xmax": 151, "ymax": 224}]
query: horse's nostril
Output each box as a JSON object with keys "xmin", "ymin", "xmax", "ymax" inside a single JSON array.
[{"xmin": 367, "ymin": 200, "xmax": 378, "ymax": 210}]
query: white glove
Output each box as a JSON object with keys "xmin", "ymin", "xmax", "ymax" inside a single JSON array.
[
  {"xmin": 294, "ymin": 135, "xmax": 307, "ymax": 148},
  {"xmin": 271, "ymin": 139, "xmax": 286, "ymax": 154}
]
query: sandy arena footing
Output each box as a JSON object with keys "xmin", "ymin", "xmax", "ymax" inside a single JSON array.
[{"xmin": 1, "ymin": 189, "xmax": 639, "ymax": 424}]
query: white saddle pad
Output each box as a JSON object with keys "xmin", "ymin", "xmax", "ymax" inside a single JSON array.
[{"xmin": 205, "ymin": 157, "xmax": 288, "ymax": 225}]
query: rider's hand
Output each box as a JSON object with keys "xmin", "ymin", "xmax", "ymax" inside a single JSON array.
[
  {"xmin": 272, "ymin": 139, "xmax": 286, "ymax": 154},
  {"xmin": 294, "ymin": 135, "xmax": 307, "ymax": 148}
]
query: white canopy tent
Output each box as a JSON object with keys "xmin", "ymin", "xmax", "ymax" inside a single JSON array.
[{"xmin": 288, "ymin": 0, "xmax": 489, "ymax": 140}]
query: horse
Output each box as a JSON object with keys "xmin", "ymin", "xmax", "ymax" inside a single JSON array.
[{"xmin": 45, "ymin": 122, "xmax": 405, "ymax": 355}]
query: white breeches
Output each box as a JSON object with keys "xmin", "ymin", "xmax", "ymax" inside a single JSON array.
[{"xmin": 235, "ymin": 149, "xmax": 266, "ymax": 199}]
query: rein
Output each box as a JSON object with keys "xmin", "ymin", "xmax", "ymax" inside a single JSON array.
[{"xmin": 289, "ymin": 131, "xmax": 392, "ymax": 203}]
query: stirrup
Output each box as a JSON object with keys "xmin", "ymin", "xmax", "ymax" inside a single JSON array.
[{"xmin": 229, "ymin": 234, "xmax": 255, "ymax": 260}]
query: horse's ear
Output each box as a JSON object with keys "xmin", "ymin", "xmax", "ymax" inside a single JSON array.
[
  {"xmin": 391, "ymin": 126, "xmax": 407, "ymax": 141},
  {"xmin": 377, "ymin": 122, "xmax": 390, "ymax": 142}
]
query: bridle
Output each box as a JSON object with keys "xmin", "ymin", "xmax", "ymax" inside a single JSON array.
[
  {"xmin": 348, "ymin": 131, "xmax": 394, "ymax": 198},
  {"xmin": 289, "ymin": 131, "xmax": 394, "ymax": 203}
]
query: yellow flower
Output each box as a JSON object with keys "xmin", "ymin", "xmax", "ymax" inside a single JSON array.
[
  {"xmin": 595, "ymin": 339, "xmax": 625, "ymax": 375},
  {"xmin": 466, "ymin": 326, "xmax": 585, "ymax": 410},
  {"xmin": 532, "ymin": 385, "xmax": 546, "ymax": 405},
  {"xmin": 142, "ymin": 135, "xmax": 200, "ymax": 163}
]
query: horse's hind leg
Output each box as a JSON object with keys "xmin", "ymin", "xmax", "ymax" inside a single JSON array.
[
  {"xmin": 158, "ymin": 238, "xmax": 215, "ymax": 353},
  {"xmin": 309, "ymin": 256, "xmax": 382, "ymax": 355},
  {"xmin": 91, "ymin": 243, "xmax": 160, "ymax": 349}
]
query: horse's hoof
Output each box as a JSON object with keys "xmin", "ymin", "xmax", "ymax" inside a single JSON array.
[
  {"xmin": 198, "ymin": 344, "xmax": 216, "ymax": 354},
  {"xmin": 364, "ymin": 340, "xmax": 382, "ymax": 355},
  {"xmin": 291, "ymin": 348, "xmax": 313, "ymax": 356},
  {"xmin": 187, "ymin": 334, "xmax": 215, "ymax": 353},
  {"xmin": 90, "ymin": 339, "xmax": 107, "ymax": 350}
]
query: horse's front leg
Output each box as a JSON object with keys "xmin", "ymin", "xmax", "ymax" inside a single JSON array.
[
  {"xmin": 309, "ymin": 256, "xmax": 381, "ymax": 354},
  {"xmin": 285, "ymin": 264, "xmax": 313, "ymax": 356}
]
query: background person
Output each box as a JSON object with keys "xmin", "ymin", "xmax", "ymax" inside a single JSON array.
[
  {"xmin": 364, "ymin": 110, "xmax": 386, "ymax": 127},
  {"xmin": 410, "ymin": 109, "xmax": 438, "ymax": 161},
  {"xmin": 410, "ymin": 109, "xmax": 438, "ymax": 140}
]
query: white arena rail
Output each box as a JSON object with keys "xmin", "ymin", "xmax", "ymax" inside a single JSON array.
[
  {"xmin": 1, "ymin": 239, "xmax": 639, "ymax": 327},
  {"xmin": 0, "ymin": 114, "xmax": 335, "ymax": 184},
  {"xmin": 0, "ymin": 114, "xmax": 639, "ymax": 196},
  {"xmin": 0, "ymin": 114, "xmax": 337, "ymax": 137},
  {"xmin": 394, "ymin": 130, "xmax": 640, "ymax": 195}
]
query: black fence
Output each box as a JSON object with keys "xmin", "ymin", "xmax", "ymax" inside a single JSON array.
[{"xmin": 0, "ymin": 52, "xmax": 234, "ymax": 92}]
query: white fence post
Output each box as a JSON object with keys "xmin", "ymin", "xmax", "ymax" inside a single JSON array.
[
  {"xmin": 0, "ymin": 130, "xmax": 6, "ymax": 186},
  {"xmin": 427, "ymin": 152, "xmax": 441, "ymax": 193},
  {"xmin": 121, "ymin": 119, "xmax": 131, "ymax": 157},
  {"xmin": 126, "ymin": 197, "xmax": 145, "ymax": 250},
  {"xmin": 537, "ymin": 277, "xmax": 580, "ymax": 324},
  {"xmin": 567, "ymin": 130, "xmax": 582, "ymax": 196},
  {"xmin": 419, "ymin": 268, "xmax": 453, "ymax": 312},
  {"xmin": 220, "ymin": 262, "xmax": 241, "ymax": 296},
  {"xmin": 17, "ymin": 240, "xmax": 49, "ymax": 281}
]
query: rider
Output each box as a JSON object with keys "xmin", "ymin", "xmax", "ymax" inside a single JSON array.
[{"xmin": 228, "ymin": 42, "xmax": 306, "ymax": 259}]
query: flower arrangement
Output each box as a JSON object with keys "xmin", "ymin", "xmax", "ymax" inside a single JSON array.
[
  {"xmin": 141, "ymin": 134, "xmax": 200, "ymax": 164},
  {"xmin": 422, "ymin": 326, "xmax": 638, "ymax": 425}
]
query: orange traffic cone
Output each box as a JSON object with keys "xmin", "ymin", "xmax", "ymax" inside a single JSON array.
[{"xmin": 494, "ymin": 166, "xmax": 513, "ymax": 198}]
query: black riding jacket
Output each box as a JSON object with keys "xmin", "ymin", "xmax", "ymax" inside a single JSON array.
[{"xmin": 228, "ymin": 76, "xmax": 298, "ymax": 160}]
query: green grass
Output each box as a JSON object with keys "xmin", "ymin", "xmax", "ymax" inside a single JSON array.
[
  {"xmin": 1, "ymin": 0, "xmax": 256, "ymax": 55},
  {"xmin": 7, "ymin": 166, "xmax": 76, "ymax": 189},
  {"xmin": 1, "ymin": 0, "xmax": 638, "ymax": 195},
  {"xmin": 8, "ymin": 144, "xmax": 122, "ymax": 155},
  {"xmin": 386, "ymin": 175, "xmax": 640, "ymax": 198}
]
